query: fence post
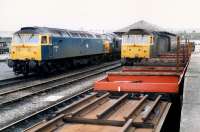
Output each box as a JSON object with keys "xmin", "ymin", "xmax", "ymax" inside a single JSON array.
[{"xmin": 176, "ymin": 36, "xmax": 180, "ymax": 72}]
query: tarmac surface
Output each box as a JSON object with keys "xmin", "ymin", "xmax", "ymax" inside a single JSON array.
[
  {"xmin": 0, "ymin": 54, "xmax": 15, "ymax": 80},
  {"xmin": 0, "ymin": 61, "xmax": 16, "ymax": 80},
  {"xmin": 180, "ymin": 45, "xmax": 200, "ymax": 132},
  {"xmin": 0, "ymin": 54, "xmax": 9, "ymax": 61}
]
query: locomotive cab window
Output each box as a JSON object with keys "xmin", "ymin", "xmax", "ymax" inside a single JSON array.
[
  {"xmin": 41, "ymin": 36, "xmax": 47, "ymax": 44},
  {"xmin": 12, "ymin": 34, "xmax": 40, "ymax": 44},
  {"xmin": 122, "ymin": 35, "xmax": 149, "ymax": 45}
]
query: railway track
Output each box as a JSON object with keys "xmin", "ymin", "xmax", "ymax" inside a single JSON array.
[
  {"xmin": 0, "ymin": 75, "xmax": 36, "ymax": 88},
  {"xmin": 0, "ymin": 88, "xmax": 93, "ymax": 132},
  {"xmin": 24, "ymin": 92, "xmax": 171, "ymax": 132},
  {"xmin": 0, "ymin": 61, "xmax": 120, "ymax": 89},
  {"xmin": 0, "ymin": 62, "xmax": 121, "ymax": 131},
  {"xmin": 0, "ymin": 61, "xmax": 121, "ymax": 106},
  {"xmin": 0, "ymin": 88, "xmax": 172, "ymax": 132},
  {"xmin": 0, "ymin": 64, "xmax": 100, "ymax": 94}
]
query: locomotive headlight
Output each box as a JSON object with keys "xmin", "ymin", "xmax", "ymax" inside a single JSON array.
[
  {"xmin": 150, "ymin": 36, "xmax": 154, "ymax": 44},
  {"xmin": 33, "ymin": 51, "xmax": 37, "ymax": 55},
  {"xmin": 11, "ymin": 48, "xmax": 16, "ymax": 54}
]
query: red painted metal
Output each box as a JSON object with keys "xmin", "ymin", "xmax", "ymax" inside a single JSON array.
[
  {"xmin": 94, "ymin": 66, "xmax": 186, "ymax": 93},
  {"xmin": 94, "ymin": 42, "xmax": 191, "ymax": 93},
  {"xmin": 122, "ymin": 66, "xmax": 184, "ymax": 73}
]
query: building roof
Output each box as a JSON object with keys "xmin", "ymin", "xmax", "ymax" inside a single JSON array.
[
  {"xmin": 115, "ymin": 20, "xmax": 164, "ymax": 34},
  {"xmin": 0, "ymin": 31, "xmax": 13, "ymax": 38}
]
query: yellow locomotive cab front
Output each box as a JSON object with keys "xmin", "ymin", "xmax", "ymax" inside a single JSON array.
[
  {"xmin": 122, "ymin": 44, "xmax": 149, "ymax": 58},
  {"xmin": 11, "ymin": 44, "xmax": 41, "ymax": 61},
  {"xmin": 121, "ymin": 35, "xmax": 152, "ymax": 59},
  {"xmin": 103, "ymin": 40, "xmax": 111, "ymax": 53},
  {"xmin": 10, "ymin": 34, "xmax": 49, "ymax": 61}
]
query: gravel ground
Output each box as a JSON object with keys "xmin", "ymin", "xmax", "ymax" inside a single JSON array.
[{"xmin": 0, "ymin": 73, "xmax": 108, "ymax": 128}]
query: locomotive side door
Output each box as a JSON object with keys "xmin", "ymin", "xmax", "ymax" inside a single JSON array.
[
  {"xmin": 157, "ymin": 37, "xmax": 168, "ymax": 55},
  {"xmin": 48, "ymin": 36, "xmax": 53, "ymax": 58},
  {"xmin": 41, "ymin": 35, "xmax": 53, "ymax": 59}
]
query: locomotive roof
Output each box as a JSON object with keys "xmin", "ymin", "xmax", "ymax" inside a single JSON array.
[{"xmin": 14, "ymin": 27, "xmax": 100, "ymax": 38}]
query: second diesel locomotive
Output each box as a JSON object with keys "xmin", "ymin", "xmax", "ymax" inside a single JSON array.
[
  {"xmin": 121, "ymin": 28, "xmax": 177, "ymax": 65},
  {"xmin": 8, "ymin": 27, "xmax": 121, "ymax": 75}
]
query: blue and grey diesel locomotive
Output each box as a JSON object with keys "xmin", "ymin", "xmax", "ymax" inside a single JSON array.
[{"xmin": 8, "ymin": 27, "xmax": 121, "ymax": 75}]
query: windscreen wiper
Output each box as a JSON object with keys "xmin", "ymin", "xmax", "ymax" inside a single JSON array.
[{"xmin": 17, "ymin": 33, "xmax": 22, "ymax": 40}]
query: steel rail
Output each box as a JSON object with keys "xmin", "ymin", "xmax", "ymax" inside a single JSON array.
[
  {"xmin": 0, "ymin": 61, "xmax": 119, "ymax": 96},
  {"xmin": 0, "ymin": 62, "xmax": 120, "ymax": 106},
  {"xmin": 0, "ymin": 74, "xmax": 36, "ymax": 88},
  {"xmin": 0, "ymin": 88, "xmax": 93, "ymax": 132}
]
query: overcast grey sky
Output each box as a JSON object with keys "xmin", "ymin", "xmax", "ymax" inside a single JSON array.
[{"xmin": 0, "ymin": 0, "xmax": 200, "ymax": 32}]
